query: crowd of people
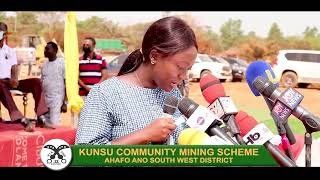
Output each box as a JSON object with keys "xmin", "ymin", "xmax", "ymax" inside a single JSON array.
[{"xmin": 0, "ymin": 22, "xmax": 113, "ymax": 132}]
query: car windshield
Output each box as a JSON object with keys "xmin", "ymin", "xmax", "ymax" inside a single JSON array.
[
  {"xmin": 110, "ymin": 54, "xmax": 128, "ymax": 66},
  {"xmin": 199, "ymin": 55, "xmax": 214, "ymax": 62},
  {"xmin": 207, "ymin": 56, "xmax": 220, "ymax": 63},
  {"xmin": 215, "ymin": 57, "xmax": 229, "ymax": 64},
  {"xmin": 225, "ymin": 57, "xmax": 247, "ymax": 66},
  {"xmin": 236, "ymin": 59, "xmax": 248, "ymax": 66}
]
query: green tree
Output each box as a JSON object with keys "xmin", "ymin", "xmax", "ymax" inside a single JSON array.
[
  {"xmin": 207, "ymin": 28, "xmax": 223, "ymax": 52},
  {"xmin": 122, "ymin": 22, "xmax": 151, "ymax": 51},
  {"xmin": 37, "ymin": 12, "xmax": 64, "ymax": 24},
  {"xmin": 267, "ymin": 22, "xmax": 283, "ymax": 41},
  {"xmin": 78, "ymin": 16, "xmax": 103, "ymax": 29},
  {"xmin": 285, "ymin": 36, "xmax": 311, "ymax": 50},
  {"xmin": 37, "ymin": 12, "xmax": 65, "ymax": 41},
  {"xmin": 0, "ymin": 12, "xmax": 6, "ymax": 21},
  {"xmin": 247, "ymin": 31, "xmax": 256, "ymax": 38},
  {"xmin": 195, "ymin": 27, "xmax": 219, "ymax": 54},
  {"xmin": 303, "ymin": 26, "xmax": 318, "ymax": 38},
  {"xmin": 78, "ymin": 16, "xmax": 123, "ymax": 38},
  {"xmin": 17, "ymin": 12, "xmax": 38, "ymax": 25},
  {"xmin": 220, "ymin": 18, "xmax": 243, "ymax": 50},
  {"xmin": 307, "ymin": 38, "xmax": 320, "ymax": 50},
  {"xmin": 237, "ymin": 38, "xmax": 266, "ymax": 62},
  {"xmin": 301, "ymin": 26, "xmax": 320, "ymax": 50}
]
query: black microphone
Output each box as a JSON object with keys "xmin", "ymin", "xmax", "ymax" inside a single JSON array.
[
  {"xmin": 163, "ymin": 96, "xmax": 179, "ymax": 145},
  {"xmin": 177, "ymin": 97, "xmax": 238, "ymax": 145},
  {"xmin": 152, "ymin": 96, "xmax": 179, "ymax": 145},
  {"xmin": 253, "ymin": 76, "xmax": 320, "ymax": 133},
  {"xmin": 163, "ymin": 96, "xmax": 179, "ymax": 115}
]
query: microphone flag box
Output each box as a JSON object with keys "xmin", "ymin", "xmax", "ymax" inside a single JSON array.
[
  {"xmin": 208, "ymin": 97, "xmax": 238, "ymax": 119},
  {"xmin": 272, "ymin": 88, "xmax": 304, "ymax": 121},
  {"xmin": 186, "ymin": 106, "xmax": 222, "ymax": 132},
  {"xmin": 243, "ymin": 124, "xmax": 274, "ymax": 145},
  {"xmin": 278, "ymin": 88, "xmax": 304, "ymax": 110},
  {"xmin": 272, "ymin": 101, "xmax": 292, "ymax": 121}
]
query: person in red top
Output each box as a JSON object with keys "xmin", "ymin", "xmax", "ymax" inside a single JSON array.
[
  {"xmin": 78, "ymin": 37, "xmax": 108, "ymax": 96},
  {"xmin": 72, "ymin": 37, "xmax": 108, "ymax": 128}
]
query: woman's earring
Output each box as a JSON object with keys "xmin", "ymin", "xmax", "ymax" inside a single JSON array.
[{"xmin": 150, "ymin": 58, "xmax": 156, "ymax": 65}]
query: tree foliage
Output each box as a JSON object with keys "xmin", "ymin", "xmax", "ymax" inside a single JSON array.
[
  {"xmin": 220, "ymin": 18, "xmax": 243, "ymax": 50},
  {"xmin": 267, "ymin": 22, "xmax": 283, "ymax": 41},
  {"xmin": 0, "ymin": 12, "xmax": 6, "ymax": 22},
  {"xmin": 2, "ymin": 12, "xmax": 320, "ymax": 63}
]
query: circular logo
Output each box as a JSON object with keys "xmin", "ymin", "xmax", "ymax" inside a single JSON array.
[
  {"xmin": 196, "ymin": 117, "xmax": 205, "ymax": 125},
  {"xmin": 40, "ymin": 139, "xmax": 72, "ymax": 171}
]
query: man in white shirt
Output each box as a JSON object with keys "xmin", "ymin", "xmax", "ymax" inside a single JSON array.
[
  {"xmin": 0, "ymin": 22, "xmax": 49, "ymax": 132},
  {"xmin": 41, "ymin": 42, "xmax": 67, "ymax": 126}
]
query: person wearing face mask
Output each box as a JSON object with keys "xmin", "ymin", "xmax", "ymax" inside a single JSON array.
[
  {"xmin": 78, "ymin": 37, "xmax": 108, "ymax": 97},
  {"xmin": 72, "ymin": 37, "xmax": 108, "ymax": 128},
  {"xmin": 75, "ymin": 17, "xmax": 198, "ymax": 145},
  {"xmin": 0, "ymin": 22, "xmax": 49, "ymax": 132}
]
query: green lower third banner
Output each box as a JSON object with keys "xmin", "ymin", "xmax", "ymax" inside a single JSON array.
[{"xmin": 70, "ymin": 145, "xmax": 278, "ymax": 167}]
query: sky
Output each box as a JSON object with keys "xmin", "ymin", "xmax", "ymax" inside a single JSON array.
[{"xmin": 6, "ymin": 11, "xmax": 320, "ymax": 37}]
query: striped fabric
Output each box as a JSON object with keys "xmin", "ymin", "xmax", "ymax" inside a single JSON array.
[
  {"xmin": 75, "ymin": 77, "xmax": 187, "ymax": 145},
  {"xmin": 79, "ymin": 54, "xmax": 107, "ymax": 96}
]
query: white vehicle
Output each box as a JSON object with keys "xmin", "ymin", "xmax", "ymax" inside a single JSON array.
[
  {"xmin": 190, "ymin": 54, "xmax": 232, "ymax": 82},
  {"xmin": 273, "ymin": 49, "xmax": 320, "ymax": 88},
  {"xmin": 14, "ymin": 47, "xmax": 36, "ymax": 64}
]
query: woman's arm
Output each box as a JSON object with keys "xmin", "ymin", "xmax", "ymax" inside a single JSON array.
[
  {"xmin": 111, "ymin": 117, "xmax": 176, "ymax": 145},
  {"xmin": 75, "ymin": 84, "xmax": 113, "ymax": 145},
  {"xmin": 75, "ymin": 84, "xmax": 176, "ymax": 145}
]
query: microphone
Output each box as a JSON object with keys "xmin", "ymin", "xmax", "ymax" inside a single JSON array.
[
  {"xmin": 245, "ymin": 60, "xmax": 279, "ymax": 96},
  {"xmin": 177, "ymin": 97, "xmax": 238, "ymax": 145},
  {"xmin": 246, "ymin": 60, "xmax": 296, "ymax": 145},
  {"xmin": 252, "ymin": 76, "xmax": 320, "ymax": 133},
  {"xmin": 235, "ymin": 111, "xmax": 297, "ymax": 167},
  {"xmin": 200, "ymin": 74, "xmax": 246, "ymax": 145},
  {"xmin": 178, "ymin": 128, "xmax": 233, "ymax": 145},
  {"xmin": 163, "ymin": 96, "xmax": 179, "ymax": 145},
  {"xmin": 163, "ymin": 96, "xmax": 179, "ymax": 116},
  {"xmin": 178, "ymin": 128, "xmax": 209, "ymax": 145}
]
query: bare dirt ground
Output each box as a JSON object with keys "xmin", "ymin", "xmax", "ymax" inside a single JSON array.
[{"xmin": 1, "ymin": 81, "xmax": 320, "ymax": 126}]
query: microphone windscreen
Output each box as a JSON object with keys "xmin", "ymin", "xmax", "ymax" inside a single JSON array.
[
  {"xmin": 200, "ymin": 74, "xmax": 225, "ymax": 103},
  {"xmin": 178, "ymin": 97, "xmax": 199, "ymax": 118},
  {"xmin": 178, "ymin": 128, "xmax": 209, "ymax": 145},
  {"xmin": 235, "ymin": 111, "xmax": 258, "ymax": 137},
  {"xmin": 163, "ymin": 96, "xmax": 179, "ymax": 115},
  {"xmin": 245, "ymin": 60, "xmax": 279, "ymax": 96},
  {"xmin": 235, "ymin": 111, "xmax": 304, "ymax": 160},
  {"xmin": 189, "ymin": 131, "xmax": 210, "ymax": 145},
  {"xmin": 178, "ymin": 128, "xmax": 198, "ymax": 145}
]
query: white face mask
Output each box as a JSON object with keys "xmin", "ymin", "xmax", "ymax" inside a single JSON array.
[{"xmin": 0, "ymin": 31, "xmax": 4, "ymax": 41}]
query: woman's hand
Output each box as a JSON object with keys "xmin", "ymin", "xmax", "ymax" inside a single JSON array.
[
  {"xmin": 143, "ymin": 117, "xmax": 177, "ymax": 143},
  {"xmin": 111, "ymin": 118, "xmax": 177, "ymax": 145}
]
